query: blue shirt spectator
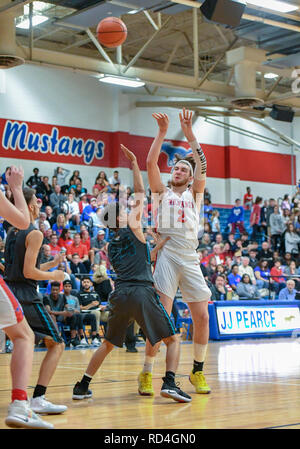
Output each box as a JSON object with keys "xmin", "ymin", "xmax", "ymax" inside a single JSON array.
[
  {"xmin": 278, "ymin": 280, "xmax": 297, "ymax": 300},
  {"xmin": 227, "ymin": 264, "xmax": 241, "ymax": 290},
  {"xmin": 228, "ymin": 201, "xmax": 244, "ymax": 224}
]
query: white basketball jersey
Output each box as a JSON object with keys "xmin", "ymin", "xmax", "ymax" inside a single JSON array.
[{"xmin": 155, "ymin": 188, "xmax": 201, "ymax": 252}]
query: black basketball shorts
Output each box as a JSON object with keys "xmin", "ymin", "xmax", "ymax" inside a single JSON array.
[
  {"xmin": 7, "ymin": 283, "xmax": 63, "ymax": 344},
  {"xmin": 105, "ymin": 283, "xmax": 175, "ymax": 347}
]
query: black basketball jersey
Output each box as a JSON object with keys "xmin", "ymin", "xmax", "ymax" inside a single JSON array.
[
  {"xmin": 4, "ymin": 223, "xmax": 41, "ymax": 288},
  {"xmin": 108, "ymin": 226, "xmax": 153, "ymax": 285}
]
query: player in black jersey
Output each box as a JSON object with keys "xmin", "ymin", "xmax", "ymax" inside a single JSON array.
[
  {"xmin": 4, "ymin": 187, "xmax": 68, "ymax": 416},
  {"xmin": 72, "ymin": 144, "xmax": 191, "ymax": 403},
  {"xmin": 0, "ymin": 166, "xmax": 53, "ymax": 429}
]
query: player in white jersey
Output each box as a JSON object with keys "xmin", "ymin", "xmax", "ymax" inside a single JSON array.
[{"xmin": 138, "ymin": 108, "xmax": 212, "ymax": 396}]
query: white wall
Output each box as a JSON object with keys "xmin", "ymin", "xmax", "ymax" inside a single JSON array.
[{"xmin": 0, "ymin": 63, "xmax": 298, "ymax": 205}]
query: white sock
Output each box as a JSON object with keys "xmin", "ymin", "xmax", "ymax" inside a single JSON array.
[
  {"xmin": 193, "ymin": 343, "xmax": 208, "ymax": 364},
  {"xmin": 143, "ymin": 356, "xmax": 155, "ymax": 373}
]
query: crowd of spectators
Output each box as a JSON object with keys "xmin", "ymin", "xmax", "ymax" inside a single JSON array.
[
  {"xmin": 0, "ymin": 166, "xmax": 300, "ymax": 349},
  {"xmin": 202, "ymin": 184, "xmax": 300, "ymax": 301}
]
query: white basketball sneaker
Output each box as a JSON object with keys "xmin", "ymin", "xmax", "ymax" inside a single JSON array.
[
  {"xmin": 30, "ymin": 395, "xmax": 68, "ymax": 414},
  {"xmin": 5, "ymin": 400, "xmax": 54, "ymax": 429}
]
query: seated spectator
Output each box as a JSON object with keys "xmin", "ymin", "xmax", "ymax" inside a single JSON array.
[
  {"xmin": 211, "ymin": 210, "xmax": 220, "ymax": 241},
  {"xmin": 197, "ymin": 251, "xmax": 209, "ymax": 281},
  {"xmin": 278, "ymin": 279, "xmax": 298, "ymax": 300},
  {"xmin": 70, "ymin": 253, "xmax": 87, "ymax": 280},
  {"xmin": 203, "ymin": 198, "xmax": 213, "ymax": 223},
  {"xmin": 257, "ymin": 241, "xmax": 273, "ymax": 268},
  {"xmin": 238, "ymin": 256, "xmax": 256, "ymax": 284},
  {"xmin": 52, "ymin": 213, "xmax": 70, "ymax": 236},
  {"xmin": 206, "ymin": 256, "xmax": 217, "ymax": 281},
  {"xmin": 58, "ymin": 228, "xmax": 73, "ymax": 251},
  {"xmin": 64, "ymin": 193, "xmax": 80, "ymax": 230},
  {"xmin": 210, "ymin": 274, "xmax": 230, "ymax": 301},
  {"xmin": 92, "ymin": 262, "xmax": 113, "ymax": 302},
  {"xmin": 270, "ymin": 258, "xmax": 286, "ymax": 292},
  {"xmin": 108, "ymin": 170, "xmax": 121, "ymax": 189},
  {"xmin": 204, "ymin": 187, "xmax": 211, "ymax": 203},
  {"xmin": 222, "ymin": 242, "xmax": 234, "ymax": 259},
  {"xmin": 62, "ymin": 279, "xmax": 92, "ymax": 347},
  {"xmin": 281, "ymin": 194, "xmax": 291, "ymax": 213},
  {"xmin": 43, "ymin": 281, "xmax": 67, "ymax": 328},
  {"xmin": 243, "ymin": 186, "xmax": 253, "ymax": 210},
  {"xmin": 236, "ymin": 274, "xmax": 261, "ymax": 300},
  {"xmin": 44, "ymin": 205, "xmax": 56, "ymax": 227},
  {"xmin": 283, "ymin": 260, "xmax": 300, "ymax": 290},
  {"xmin": 35, "ymin": 211, "xmax": 51, "ymax": 232},
  {"xmin": 81, "ymin": 197, "xmax": 98, "ymax": 224},
  {"xmin": 214, "ymin": 233, "xmax": 223, "ymax": 246},
  {"xmin": 49, "ymin": 233, "xmax": 62, "ymax": 258},
  {"xmin": 254, "ymin": 259, "xmax": 276, "ymax": 293},
  {"xmin": 198, "ymin": 233, "xmax": 212, "ymax": 253},
  {"xmin": 248, "ymin": 249, "xmax": 258, "ymax": 269},
  {"xmin": 270, "ymin": 205, "xmax": 285, "ymax": 251},
  {"xmin": 77, "ymin": 276, "xmax": 108, "ymax": 341},
  {"xmin": 207, "ymin": 243, "xmax": 225, "ymax": 266},
  {"xmin": 66, "ymin": 233, "xmax": 90, "ymax": 271},
  {"xmin": 91, "ymin": 229, "xmax": 107, "ymax": 260},
  {"xmin": 89, "ymin": 207, "xmax": 107, "ymax": 238},
  {"xmin": 250, "ymin": 196, "xmax": 263, "ymax": 242},
  {"xmin": 49, "ymin": 184, "xmax": 66, "ymax": 218},
  {"xmin": 93, "ymin": 176, "xmax": 109, "ymax": 195},
  {"xmin": 69, "ymin": 169, "xmax": 82, "ymax": 185},
  {"xmin": 228, "ymin": 199, "xmax": 245, "ymax": 236},
  {"xmin": 211, "ymin": 264, "xmax": 226, "ymax": 285},
  {"xmin": 78, "ymin": 193, "xmax": 89, "ymax": 214},
  {"xmin": 36, "ymin": 175, "xmax": 53, "ymax": 207},
  {"xmin": 285, "ymin": 222, "xmax": 300, "ymax": 256},
  {"xmin": 95, "ymin": 242, "xmax": 111, "ymax": 269},
  {"xmin": 26, "ymin": 167, "xmax": 41, "ymax": 189},
  {"xmin": 227, "ymin": 264, "xmax": 241, "ymax": 291}
]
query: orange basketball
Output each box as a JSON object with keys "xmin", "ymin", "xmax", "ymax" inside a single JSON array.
[{"xmin": 96, "ymin": 17, "xmax": 127, "ymax": 48}]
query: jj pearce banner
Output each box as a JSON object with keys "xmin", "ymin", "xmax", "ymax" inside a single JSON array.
[{"xmin": 217, "ymin": 306, "xmax": 300, "ymax": 335}]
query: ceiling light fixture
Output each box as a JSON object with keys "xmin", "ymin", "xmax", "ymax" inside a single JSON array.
[
  {"xmin": 98, "ymin": 75, "xmax": 145, "ymax": 88},
  {"xmin": 246, "ymin": 0, "xmax": 298, "ymax": 13},
  {"xmin": 16, "ymin": 15, "xmax": 48, "ymax": 29},
  {"xmin": 264, "ymin": 72, "xmax": 279, "ymax": 79}
]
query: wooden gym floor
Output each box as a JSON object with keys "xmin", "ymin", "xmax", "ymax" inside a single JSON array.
[{"xmin": 0, "ymin": 337, "xmax": 300, "ymax": 430}]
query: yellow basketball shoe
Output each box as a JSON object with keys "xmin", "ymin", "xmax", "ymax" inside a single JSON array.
[
  {"xmin": 138, "ymin": 372, "xmax": 154, "ymax": 396},
  {"xmin": 189, "ymin": 371, "xmax": 211, "ymax": 394}
]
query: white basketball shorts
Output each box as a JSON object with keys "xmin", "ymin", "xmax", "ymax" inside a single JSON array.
[
  {"xmin": 153, "ymin": 248, "xmax": 211, "ymax": 303},
  {"xmin": 0, "ymin": 277, "xmax": 24, "ymax": 330}
]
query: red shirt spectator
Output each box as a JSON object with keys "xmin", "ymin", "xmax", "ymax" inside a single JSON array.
[
  {"xmin": 48, "ymin": 234, "xmax": 61, "ymax": 257},
  {"xmin": 243, "ymin": 187, "xmax": 253, "ymax": 210},
  {"xmin": 58, "ymin": 229, "xmax": 73, "ymax": 250},
  {"xmin": 270, "ymin": 260, "xmax": 285, "ymax": 283},
  {"xmin": 66, "ymin": 233, "xmax": 88, "ymax": 261}
]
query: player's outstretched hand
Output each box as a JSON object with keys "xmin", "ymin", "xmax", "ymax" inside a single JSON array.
[
  {"xmin": 179, "ymin": 108, "xmax": 195, "ymax": 142},
  {"xmin": 149, "ymin": 230, "xmax": 170, "ymax": 250},
  {"xmin": 53, "ymin": 270, "xmax": 65, "ymax": 283},
  {"xmin": 120, "ymin": 144, "xmax": 137, "ymax": 163},
  {"xmin": 6, "ymin": 166, "xmax": 24, "ymax": 191},
  {"xmin": 152, "ymin": 113, "xmax": 169, "ymax": 134}
]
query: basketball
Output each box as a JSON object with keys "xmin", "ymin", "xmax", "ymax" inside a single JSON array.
[{"xmin": 96, "ymin": 17, "xmax": 127, "ymax": 48}]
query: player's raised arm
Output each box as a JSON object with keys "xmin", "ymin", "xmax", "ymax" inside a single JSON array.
[
  {"xmin": 179, "ymin": 108, "xmax": 207, "ymax": 206},
  {"xmin": 0, "ymin": 166, "xmax": 30, "ymax": 229},
  {"xmin": 146, "ymin": 113, "xmax": 169, "ymax": 195},
  {"xmin": 120, "ymin": 144, "xmax": 145, "ymax": 230}
]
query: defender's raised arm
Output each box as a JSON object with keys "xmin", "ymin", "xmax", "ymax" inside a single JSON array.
[{"xmin": 146, "ymin": 113, "xmax": 169, "ymax": 195}]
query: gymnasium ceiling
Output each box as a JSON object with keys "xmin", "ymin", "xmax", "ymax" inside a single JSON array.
[{"xmin": 2, "ymin": 0, "xmax": 300, "ymax": 121}]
